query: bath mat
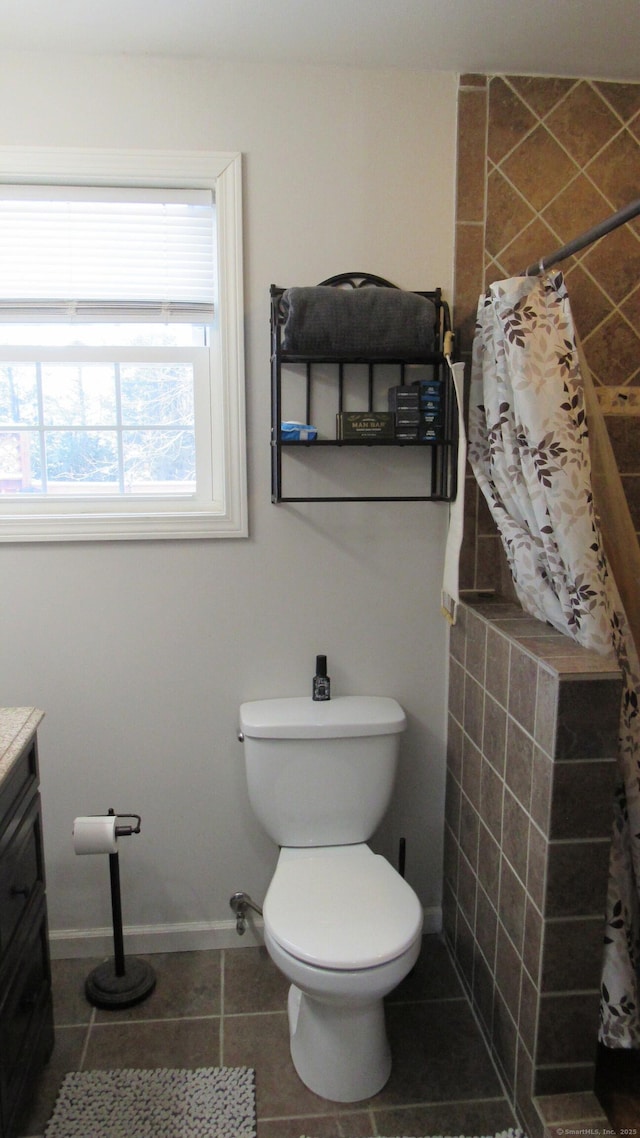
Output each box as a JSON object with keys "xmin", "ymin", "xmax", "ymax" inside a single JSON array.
[{"xmin": 44, "ymin": 1067, "xmax": 255, "ymax": 1137}]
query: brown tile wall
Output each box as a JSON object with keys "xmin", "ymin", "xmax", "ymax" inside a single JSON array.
[
  {"xmin": 454, "ymin": 74, "xmax": 640, "ymax": 594},
  {"xmin": 444, "ymin": 600, "xmax": 621, "ymax": 1138},
  {"xmin": 603, "ymin": 413, "xmax": 640, "ymax": 543}
]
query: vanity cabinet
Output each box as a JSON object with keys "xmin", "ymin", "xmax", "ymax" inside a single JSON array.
[
  {"xmin": 270, "ymin": 273, "xmax": 458, "ymax": 503},
  {"xmin": 0, "ymin": 711, "xmax": 53, "ymax": 1138}
]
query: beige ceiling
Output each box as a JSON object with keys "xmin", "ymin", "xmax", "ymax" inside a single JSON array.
[{"xmin": 2, "ymin": 0, "xmax": 639, "ymax": 81}]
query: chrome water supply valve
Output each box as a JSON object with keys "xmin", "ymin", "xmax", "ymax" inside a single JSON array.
[{"xmin": 229, "ymin": 890, "xmax": 263, "ymax": 935}]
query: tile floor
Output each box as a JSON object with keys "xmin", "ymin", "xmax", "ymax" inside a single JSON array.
[{"xmin": 20, "ymin": 935, "xmax": 523, "ymax": 1138}]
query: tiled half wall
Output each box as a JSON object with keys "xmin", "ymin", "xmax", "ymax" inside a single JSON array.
[{"xmin": 444, "ymin": 600, "xmax": 621, "ymax": 1137}]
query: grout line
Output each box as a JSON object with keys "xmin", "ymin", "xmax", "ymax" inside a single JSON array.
[
  {"xmin": 219, "ymin": 948, "xmax": 225, "ymax": 1065},
  {"xmin": 67, "ymin": 995, "xmax": 472, "ymax": 1022},
  {"xmin": 257, "ymin": 1095, "xmax": 510, "ymax": 1124},
  {"xmin": 53, "ymin": 1019, "xmax": 95, "ymax": 1029},
  {"xmin": 259, "ymin": 1106, "xmax": 384, "ymax": 1121},
  {"xmin": 387, "ymin": 994, "xmax": 467, "ymax": 1006},
  {"xmin": 87, "ymin": 1013, "xmax": 221, "ymax": 1026},
  {"xmin": 221, "ymin": 1008, "xmax": 289, "ymax": 1018},
  {"xmin": 371, "ymin": 1094, "xmax": 510, "ymax": 1112},
  {"xmin": 78, "ymin": 1006, "xmax": 96, "ymax": 1070}
]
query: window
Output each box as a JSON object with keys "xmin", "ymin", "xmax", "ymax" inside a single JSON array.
[{"xmin": 0, "ymin": 149, "xmax": 246, "ymax": 541}]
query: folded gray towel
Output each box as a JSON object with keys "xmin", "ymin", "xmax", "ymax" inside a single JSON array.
[{"xmin": 281, "ymin": 286, "xmax": 437, "ymax": 357}]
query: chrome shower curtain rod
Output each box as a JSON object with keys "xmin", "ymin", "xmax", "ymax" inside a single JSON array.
[{"xmin": 523, "ymin": 196, "xmax": 640, "ymax": 276}]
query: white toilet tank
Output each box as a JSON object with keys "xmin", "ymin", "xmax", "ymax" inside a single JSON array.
[{"xmin": 239, "ymin": 695, "xmax": 406, "ymax": 847}]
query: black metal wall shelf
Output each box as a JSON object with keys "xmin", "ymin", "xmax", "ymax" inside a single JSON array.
[{"xmin": 270, "ymin": 272, "xmax": 458, "ymax": 503}]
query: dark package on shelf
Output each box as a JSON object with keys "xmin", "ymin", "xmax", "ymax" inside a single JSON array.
[
  {"xmin": 388, "ymin": 384, "xmax": 420, "ymax": 411},
  {"xmin": 416, "ymin": 377, "xmax": 441, "ymax": 409},
  {"xmin": 336, "ymin": 412, "xmax": 395, "ymax": 440},
  {"xmin": 394, "ymin": 414, "xmax": 419, "ymax": 439},
  {"xmin": 418, "ymin": 410, "xmax": 443, "ymax": 441}
]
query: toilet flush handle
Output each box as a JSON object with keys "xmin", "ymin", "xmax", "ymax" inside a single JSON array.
[{"xmin": 237, "ymin": 731, "xmax": 244, "ymax": 741}]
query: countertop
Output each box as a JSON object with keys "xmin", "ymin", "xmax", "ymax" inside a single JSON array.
[{"xmin": 0, "ymin": 707, "xmax": 44, "ymax": 785}]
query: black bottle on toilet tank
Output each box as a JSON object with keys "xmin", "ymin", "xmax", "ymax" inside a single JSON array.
[{"xmin": 312, "ymin": 655, "xmax": 331, "ymax": 701}]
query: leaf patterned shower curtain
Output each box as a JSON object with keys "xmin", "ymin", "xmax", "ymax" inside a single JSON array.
[{"xmin": 468, "ymin": 271, "xmax": 640, "ymax": 1049}]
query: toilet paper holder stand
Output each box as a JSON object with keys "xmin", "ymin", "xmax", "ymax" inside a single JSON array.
[{"xmin": 83, "ymin": 808, "xmax": 156, "ymax": 1010}]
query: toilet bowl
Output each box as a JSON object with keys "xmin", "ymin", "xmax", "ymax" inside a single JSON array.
[
  {"xmin": 262, "ymin": 844, "xmax": 423, "ymax": 1101},
  {"xmin": 239, "ymin": 694, "xmax": 423, "ymax": 1101}
]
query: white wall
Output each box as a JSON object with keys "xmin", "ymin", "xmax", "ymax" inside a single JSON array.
[{"xmin": 0, "ymin": 52, "xmax": 458, "ymax": 954}]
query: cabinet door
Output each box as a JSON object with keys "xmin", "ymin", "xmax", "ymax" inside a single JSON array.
[
  {"xmin": 0, "ymin": 794, "xmax": 44, "ymax": 960},
  {"xmin": 0, "ymin": 901, "xmax": 52, "ymax": 1138},
  {"xmin": 0, "ymin": 744, "xmax": 38, "ymax": 836}
]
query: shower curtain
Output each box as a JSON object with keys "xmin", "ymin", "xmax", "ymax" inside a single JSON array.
[{"xmin": 467, "ymin": 271, "xmax": 640, "ymax": 1049}]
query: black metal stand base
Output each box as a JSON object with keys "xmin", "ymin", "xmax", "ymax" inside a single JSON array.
[{"xmin": 85, "ymin": 956, "xmax": 156, "ymax": 1010}]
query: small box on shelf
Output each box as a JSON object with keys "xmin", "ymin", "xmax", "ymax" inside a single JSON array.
[
  {"xmin": 418, "ymin": 409, "xmax": 444, "ymax": 441},
  {"xmin": 336, "ymin": 412, "xmax": 395, "ymax": 440},
  {"xmin": 388, "ymin": 385, "xmax": 420, "ymax": 412}
]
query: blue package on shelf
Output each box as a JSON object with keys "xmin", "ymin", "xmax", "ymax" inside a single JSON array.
[
  {"xmin": 419, "ymin": 380, "xmax": 442, "ymax": 402},
  {"xmin": 281, "ymin": 421, "xmax": 318, "ymax": 441}
]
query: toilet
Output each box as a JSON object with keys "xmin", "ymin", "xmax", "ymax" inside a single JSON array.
[{"xmin": 239, "ymin": 695, "xmax": 423, "ymax": 1102}]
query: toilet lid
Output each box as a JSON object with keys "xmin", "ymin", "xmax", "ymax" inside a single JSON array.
[{"xmin": 263, "ymin": 845, "xmax": 422, "ymax": 970}]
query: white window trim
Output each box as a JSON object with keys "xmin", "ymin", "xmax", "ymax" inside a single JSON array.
[{"xmin": 0, "ymin": 147, "xmax": 247, "ymax": 542}]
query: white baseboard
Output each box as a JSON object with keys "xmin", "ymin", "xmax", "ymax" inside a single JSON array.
[
  {"xmin": 49, "ymin": 906, "xmax": 441, "ymax": 959},
  {"xmin": 49, "ymin": 918, "xmax": 265, "ymax": 959}
]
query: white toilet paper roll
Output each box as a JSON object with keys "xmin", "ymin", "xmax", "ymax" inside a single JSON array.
[{"xmin": 73, "ymin": 815, "xmax": 119, "ymax": 855}]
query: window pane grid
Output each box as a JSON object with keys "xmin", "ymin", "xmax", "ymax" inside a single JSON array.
[
  {"xmin": 0, "ymin": 355, "xmax": 197, "ymax": 498},
  {"xmin": 115, "ymin": 361, "xmax": 125, "ymax": 495},
  {"xmin": 35, "ymin": 361, "xmax": 47, "ymax": 494}
]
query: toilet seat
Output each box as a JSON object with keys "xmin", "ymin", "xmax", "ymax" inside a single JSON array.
[{"xmin": 263, "ymin": 844, "xmax": 422, "ymax": 970}]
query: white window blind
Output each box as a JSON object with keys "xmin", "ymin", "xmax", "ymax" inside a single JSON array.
[{"xmin": 0, "ymin": 185, "xmax": 215, "ymax": 323}]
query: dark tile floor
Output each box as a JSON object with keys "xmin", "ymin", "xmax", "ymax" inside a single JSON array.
[{"xmin": 20, "ymin": 935, "xmax": 522, "ymax": 1138}]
